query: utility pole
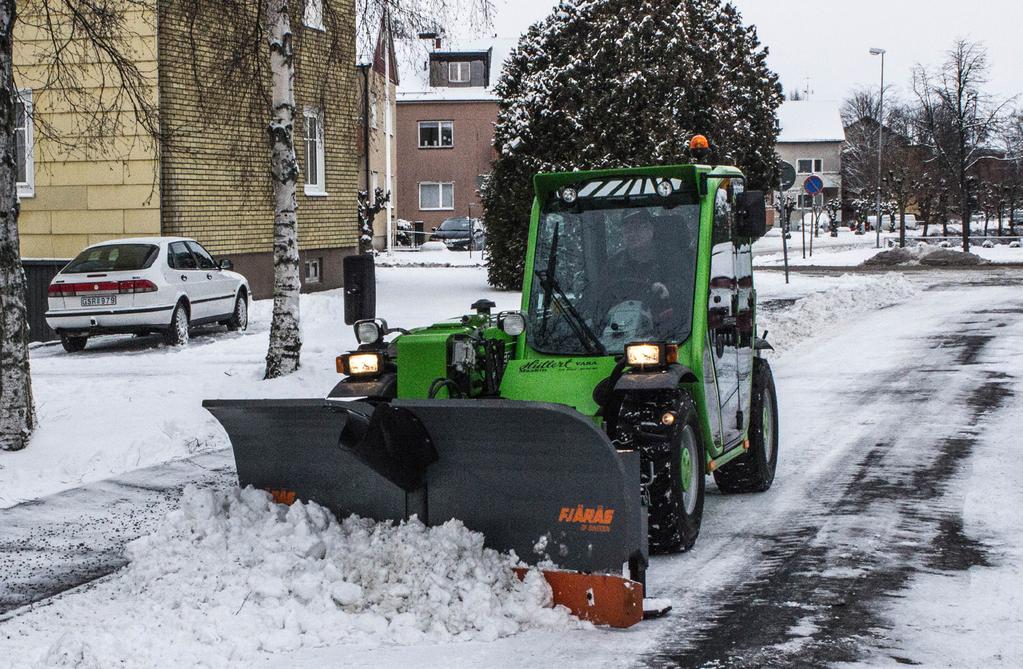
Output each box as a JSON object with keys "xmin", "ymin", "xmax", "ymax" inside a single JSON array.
[{"xmin": 870, "ymin": 47, "xmax": 886, "ymax": 249}]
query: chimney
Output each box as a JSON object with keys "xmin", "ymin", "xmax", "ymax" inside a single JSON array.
[{"xmin": 418, "ymin": 31, "xmax": 442, "ymax": 52}]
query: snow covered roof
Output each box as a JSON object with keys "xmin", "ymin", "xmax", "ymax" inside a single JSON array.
[
  {"xmin": 777, "ymin": 100, "xmax": 845, "ymax": 143},
  {"xmin": 397, "ymin": 37, "xmax": 516, "ymax": 104}
]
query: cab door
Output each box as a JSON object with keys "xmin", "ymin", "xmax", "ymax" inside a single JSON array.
[{"xmin": 704, "ymin": 187, "xmax": 743, "ymax": 448}]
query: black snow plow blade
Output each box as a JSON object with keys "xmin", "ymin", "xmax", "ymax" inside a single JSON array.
[{"xmin": 203, "ymin": 398, "xmax": 646, "ymax": 575}]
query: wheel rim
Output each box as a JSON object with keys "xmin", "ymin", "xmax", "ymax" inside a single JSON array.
[
  {"xmin": 176, "ymin": 309, "xmax": 188, "ymax": 341},
  {"xmin": 680, "ymin": 426, "xmax": 700, "ymax": 516},
  {"xmin": 236, "ymin": 298, "xmax": 247, "ymax": 329},
  {"xmin": 762, "ymin": 392, "xmax": 774, "ymax": 463}
]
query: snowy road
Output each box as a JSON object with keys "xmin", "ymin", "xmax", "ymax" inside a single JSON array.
[{"xmin": 1, "ymin": 269, "xmax": 1021, "ymax": 667}]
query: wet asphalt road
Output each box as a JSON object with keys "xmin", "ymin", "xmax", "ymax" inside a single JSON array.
[{"xmin": 637, "ymin": 270, "xmax": 1022, "ymax": 668}]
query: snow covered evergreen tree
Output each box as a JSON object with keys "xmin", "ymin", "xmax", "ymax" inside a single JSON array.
[{"xmin": 482, "ymin": 0, "xmax": 783, "ymax": 289}]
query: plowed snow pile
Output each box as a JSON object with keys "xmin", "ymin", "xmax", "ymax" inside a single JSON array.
[
  {"xmin": 15, "ymin": 487, "xmax": 577, "ymax": 668},
  {"xmin": 759, "ymin": 273, "xmax": 917, "ymax": 355}
]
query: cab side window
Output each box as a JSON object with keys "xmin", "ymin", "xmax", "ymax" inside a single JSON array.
[{"xmin": 168, "ymin": 242, "xmax": 198, "ymax": 270}]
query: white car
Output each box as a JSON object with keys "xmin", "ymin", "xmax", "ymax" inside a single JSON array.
[{"xmin": 46, "ymin": 237, "xmax": 250, "ymax": 352}]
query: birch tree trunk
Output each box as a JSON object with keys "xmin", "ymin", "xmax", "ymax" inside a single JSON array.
[
  {"xmin": 264, "ymin": 0, "xmax": 302, "ymax": 379},
  {"xmin": 0, "ymin": 0, "xmax": 35, "ymax": 450}
]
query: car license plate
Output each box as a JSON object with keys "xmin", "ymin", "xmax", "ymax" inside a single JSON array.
[{"xmin": 81, "ymin": 296, "xmax": 116, "ymax": 307}]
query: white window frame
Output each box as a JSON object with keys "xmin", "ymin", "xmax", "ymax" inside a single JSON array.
[
  {"xmin": 303, "ymin": 107, "xmax": 327, "ymax": 196},
  {"xmin": 16, "ymin": 90, "xmax": 34, "ymax": 198},
  {"xmin": 303, "ymin": 0, "xmax": 324, "ymax": 31},
  {"xmin": 418, "ymin": 120, "xmax": 454, "ymax": 149},
  {"xmin": 419, "ymin": 182, "xmax": 454, "ymax": 211},
  {"xmin": 448, "ymin": 61, "xmax": 470, "ymax": 84},
  {"xmin": 797, "ymin": 158, "xmax": 823, "ymax": 174}
]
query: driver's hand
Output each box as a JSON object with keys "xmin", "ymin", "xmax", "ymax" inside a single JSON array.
[{"xmin": 651, "ymin": 282, "xmax": 670, "ymax": 299}]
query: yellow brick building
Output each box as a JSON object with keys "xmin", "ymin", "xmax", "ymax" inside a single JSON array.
[{"xmin": 14, "ymin": 1, "xmax": 359, "ymax": 297}]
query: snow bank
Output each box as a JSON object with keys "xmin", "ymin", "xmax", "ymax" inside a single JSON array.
[
  {"xmin": 759, "ymin": 274, "xmax": 917, "ymax": 355},
  {"xmin": 18, "ymin": 486, "xmax": 576, "ymax": 668}
]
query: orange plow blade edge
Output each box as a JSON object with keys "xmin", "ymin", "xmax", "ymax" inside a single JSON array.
[{"xmin": 514, "ymin": 568, "xmax": 645, "ymax": 628}]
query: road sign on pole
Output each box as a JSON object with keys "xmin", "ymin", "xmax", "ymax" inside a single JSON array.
[{"xmin": 803, "ymin": 175, "xmax": 824, "ymax": 196}]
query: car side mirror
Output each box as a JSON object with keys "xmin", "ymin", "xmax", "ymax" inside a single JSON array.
[
  {"xmin": 431, "ymin": 227, "xmax": 437, "ymax": 232},
  {"xmin": 735, "ymin": 191, "xmax": 767, "ymax": 240},
  {"xmin": 343, "ymin": 254, "xmax": 376, "ymax": 325},
  {"xmin": 219, "ymin": 258, "xmax": 234, "ymax": 271}
]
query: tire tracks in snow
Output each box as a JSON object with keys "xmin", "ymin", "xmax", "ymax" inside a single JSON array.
[{"xmin": 640, "ymin": 297, "xmax": 1020, "ymax": 668}]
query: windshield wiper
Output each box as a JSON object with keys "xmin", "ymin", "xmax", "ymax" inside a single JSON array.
[{"xmin": 535, "ymin": 269, "xmax": 607, "ymax": 356}]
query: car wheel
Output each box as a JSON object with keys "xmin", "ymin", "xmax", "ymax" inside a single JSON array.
[
  {"xmin": 226, "ymin": 293, "xmax": 248, "ymax": 332},
  {"xmin": 163, "ymin": 302, "xmax": 190, "ymax": 346},
  {"xmin": 60, "ymin": 335, "xmax": 88, "ymax": 353}
]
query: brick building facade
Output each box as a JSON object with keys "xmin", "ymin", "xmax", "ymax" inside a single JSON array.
[
  {"xmin": 15, "ymin": 0, "xmax": 360, "ymax": 298},
  {"xmin": 395, "ymin": 39, "xmax": 513, "ymax": 235}
]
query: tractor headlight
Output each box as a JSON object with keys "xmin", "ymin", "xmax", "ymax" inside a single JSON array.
[
  {"xmin": 337, "ymin": 351, "xmax": 382, "ymax": 376},
  {"xmin": 498, "ymin": 311, "xmax": 526, "ymax": 336},
  {"xmin": 354, "ymin": 319, "xmax": 386, "ymax": 346},
  {"xmin": 560, "ymin": 187, "xmax": 578, "ymax": 204},
  {"xmin": 625, "ymin": 342, "xmax": 679, "ymax": 369},
  {"xmin": 656, "ymin": 180, "xmax": 674, "ymax": 197}
]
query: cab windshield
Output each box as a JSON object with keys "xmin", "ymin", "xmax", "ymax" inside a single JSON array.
[{"xmin": 527, "ymin": 181, "xmax": 701, "ymax": 356}]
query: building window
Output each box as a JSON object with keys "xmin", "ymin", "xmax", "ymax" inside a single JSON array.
[
  {"xmin": 304, "ymin": 258, "xmax": 322, "ymax": 283},
  {"xmin": 370, "ymin": 94, "xmax": 378, "ymax": 130},
  {"xmin": 797, "ymin": 159, "xmax": 823, "ymax": 174},
  {"xmin": 370, "ymin": 171, "xmax": 379, "ymax": 202},
  {"xmin": 303, "ymin": 0, "xmax": 324, "ymax": 30},
  {"xmin": 15, "ymin": 90, "xmax": 33, "ymax": 198},
  {"xmin": 304, "ymin": 108, "xmax": 326, "ymax": 195},
  {"xmin": 419, "ymin": 182, "xmax": 453, "ymax": 210},
  {"xmin": 448, "ymin": 61, "xmax": 470, "ymax": 84},
  {"xmin": 418, "ymin": 120, "xmax": 453, "ymax": 148}
]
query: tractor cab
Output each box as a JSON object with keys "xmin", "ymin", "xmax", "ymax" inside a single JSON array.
[{"xmin": 527, "ymin": 174, "xmax": 702, "ymax": 357}]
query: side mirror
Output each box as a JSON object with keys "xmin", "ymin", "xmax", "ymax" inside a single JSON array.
[
  {"xmin": 343, "ymin": 254, "xmax": 376, "ymax": 325},
  {"xmin": 218, "ymin": 258, "xmax": 234, "ymax": 271},
  {"xmin": 735, "ymin": 191, "xmax": 767, "ymax": 240}
]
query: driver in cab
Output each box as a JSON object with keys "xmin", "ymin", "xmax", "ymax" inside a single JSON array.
[
  {"xmin": 593, "ymin": 208, "xmax": 682, "ymax": 347},
  {"xmin": 606, "ymin": 209, "xmax": 673, "ymax": 308}
]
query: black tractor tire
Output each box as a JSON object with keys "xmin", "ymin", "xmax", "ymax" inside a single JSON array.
[
  {"xmin": 60, "ymin": 334, "xmax": 88, "ymax": 353},
  {"xmin": 163, "ymin": 302, "xmax": 190, "ymax": 346},
  {"xmin": 714, "ymin": 358, "xmax": 779, "ymax": 494},
  {"xmin": 226, "ymin": 292, "xmax": 248, "ymax": 332},
  {"xmin": 613, "ymin": 393, "xmax": 705, "ymax": 554}
]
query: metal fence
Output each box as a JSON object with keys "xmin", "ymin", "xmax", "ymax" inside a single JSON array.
[{"xmin": 23, "ymin": 259, "xmax": 69, "ymax": 343}]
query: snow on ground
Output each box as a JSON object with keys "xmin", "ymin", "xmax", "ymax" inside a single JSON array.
[
  {"xmin": 752, "ymin": 227, "xmax": 877, "ymax": 257},
  {"xmin": 757, "ymin": 274, "xmax": 917, "ymax": 355},
  {"xmin": 755, "ymin": 238, "xmax": 1023, "ymax": 267},
  {"xmin": 2, "ymin": 265, "xmax": 1019, "ymax": 668},
  {"xmin": 374, "ymin": 246, "xmax": 486, "ymax": 268},
  {"xmin": 0, "ymin": 487, "xmax": 575, "ymax": 668},
  {"xmin": 1, "ymin": 269, "xmax": 516, "ymax": 508}
]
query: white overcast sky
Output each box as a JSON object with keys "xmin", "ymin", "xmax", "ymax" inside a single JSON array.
[{"xmin": 475, "ymin": 0, "xmax": 1023, "ymax": 104}]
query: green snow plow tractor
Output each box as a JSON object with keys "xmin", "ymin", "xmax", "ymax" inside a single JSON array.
[{"xmin": 205, "ymin": 162, "xmax": 779, "ymax": 626}]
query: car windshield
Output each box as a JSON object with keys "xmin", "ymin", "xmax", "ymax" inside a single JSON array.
[
  {"xmin": 527, "ymin": 183, "xmax": 701, "ymax": 356},
  {"xmin": 439, "ymin": 218, "xmax": 471, "ymax": 231},
  {"xmin": 63, "ymin": 244, "xmax": 159, "ymax": 273}
]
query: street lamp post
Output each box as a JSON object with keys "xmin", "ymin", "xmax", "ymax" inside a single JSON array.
[{"xmin": 870, "ymin": 47, "xmax": 886, "ymax": 249}]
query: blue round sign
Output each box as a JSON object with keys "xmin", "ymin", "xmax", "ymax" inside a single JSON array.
[{"xmin": 803, "ymin": 175, "xmax": 824, "ymax": 195}]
